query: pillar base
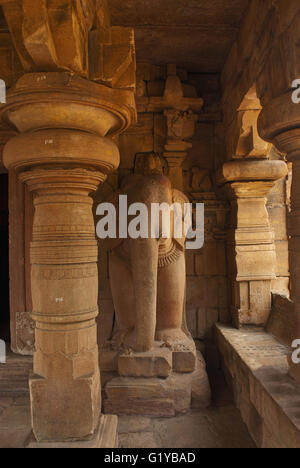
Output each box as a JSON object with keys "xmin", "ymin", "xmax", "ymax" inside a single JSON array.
[
  {"xmin": 26, "ymin": 415, "xmax": 118, "ymax": 449},
  {"xmin": 29, "ymin": 367, "xmax": 101, "ymax": 442}
]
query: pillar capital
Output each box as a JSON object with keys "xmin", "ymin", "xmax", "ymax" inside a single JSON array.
[
  {"xmin": 217, "ymin": 159, "xmax": 288, "ymax": 188},
  {"xmin": 0, "ymin": 71, "xmax": 136, "ymax": 154},
  {"xmin": 258, "ymin": 91, "xmax": 300, "ymax": 157}
]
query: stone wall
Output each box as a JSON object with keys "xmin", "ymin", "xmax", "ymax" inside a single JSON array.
[{"xmin": 221, "ymin": 1, "xmax": 300, "ymax": 128}]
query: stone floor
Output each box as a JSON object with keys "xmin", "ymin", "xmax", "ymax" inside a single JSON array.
[
  {"xmin": 0, "ymin": 369, "xmax": 255, "ymax": 448},
  {"xmin": 118, "ymin": 407, "xmax": 255, "ymax": 449},
  {"xmin": 117, "ymin": 371, "xmax": 255, "ymax": 449},
  {"xmin": 0, "ymin": 395, "xmax": 32, "ymax": 448}
]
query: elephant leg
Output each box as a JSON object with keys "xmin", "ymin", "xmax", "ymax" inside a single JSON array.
[
  {"xmin": 156, "ymin": 251, "xmax": 188, "ymax": 343},
  {"xmin": 128, "ymin": 238, "xmax": 159, "ymax": 352},
  {"xmin": 109, "ymin": 250, "xmax": 135, "ymax": 334}
]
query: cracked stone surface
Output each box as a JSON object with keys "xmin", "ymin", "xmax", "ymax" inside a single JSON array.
[{"xmin": 117, "ymin": 407, "xmax": 255, "ymax": 449}]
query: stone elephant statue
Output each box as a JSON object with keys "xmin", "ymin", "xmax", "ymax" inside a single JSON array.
[{"xmin": 107, "ymin": 154, "xmax": 192, "ymax": 353}]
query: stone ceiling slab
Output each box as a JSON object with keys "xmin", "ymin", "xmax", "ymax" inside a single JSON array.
[{"xmin": 108, "ymin": 0, "xmax": 250, "ymax": 73}]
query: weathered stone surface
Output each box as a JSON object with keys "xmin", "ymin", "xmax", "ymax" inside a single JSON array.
[
  {"xmin": 118, "ymin": 416, "xmax": 151, "ymax": 434},
  {"xmin": 109, "ymin": 0, "xmax": 251, "ymax": 74},
  {"xmin": 216, "ymin": 324, "xmax": 300, "ymax": 448},
  {"xmin": 0, "ymin": 351, "xmax": 32, "ymax": 396},
  {"xmin": 104, "ymin": 398, "xmax": 175, "ymax": 418},
  {"xmin": 118, "ymin": 346, "xmax": 172, "ymax": 378},
  {"xmin": 191, "ymin": 353, "xmax": 211, "ymax": 409},
  {"xmin": 266, "ymin": 295, "xmax": 294, "ymax": 346},
  {"xmin": 119, "ymin": 431, "xmax": 159, "ymax": 449},
  {"xmin": 0, "ymin": 0, "xmax": 136, "ymax": 89},
  {"xmin": 173, "ymin": 350, "xmax": 196, "ymax": 373},
  {"xmin": 0, "ymin": 404, "xmax": 31, "ymax": 429},
  {"xmin": 27, "ymin": 415, "xmax": 118, "ymax": 449},
  {"xmin": 167, "ymin": 372, "xmax": 192, "ymax": 415},
  {"xmin": 100, "ymin": 350, "xmax": 119, "ymax": 372},
  {"xmin": 105, "ymin": 349, "xmax": 210, "ymax": 416},
  {"xmin": 106, "ymin": 376, "xmax": 173, "ymax": 400}
]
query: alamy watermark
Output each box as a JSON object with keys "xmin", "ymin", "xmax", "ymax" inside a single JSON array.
[
  {"xmin": 0, "ymin": 339, "xmax": 6, "ymax": 364},
  {"xmin": 0, "ymin": 79, "xmax": 6, "ymax": 104},
  {"xmin": 292, "ymin": 79, "xmax": 300, "ymax": 104},
  {"xmin": 96, "ymin": 196, "xmax": 204, "ymax": 250},
  {"xmin": 291, "ymin": 340, "xmax": 300, "ymax": 364}
]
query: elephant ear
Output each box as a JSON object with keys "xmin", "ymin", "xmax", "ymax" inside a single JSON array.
[{"xmin": 172, "ymin": 189, "xmax": 191, "ymax": 251}]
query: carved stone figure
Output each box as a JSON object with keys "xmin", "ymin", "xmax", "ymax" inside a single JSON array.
[
  {"xmin": 191, "ymin": 167, "xmax": 213, "ymax": 193},
  {"xmin": 108, "ymin": 153, "xmax": 192, "ymax": 353}
]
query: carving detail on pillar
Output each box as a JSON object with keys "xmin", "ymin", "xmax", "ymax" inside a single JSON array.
[
  {"xmin": 226, "ymin": 86, "xmax": 271, "ymax": 161},
  {"xmin": 226, "ymin": 109, "xmax": 271, "ymax": 160},
  {"xmin": 140, "ymin": 65, "xmax": 203, "ymax": 191}
]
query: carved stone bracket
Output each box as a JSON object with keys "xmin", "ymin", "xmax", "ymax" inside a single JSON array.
[{"xmin": 0, "ymin": 0, "xmax": 136, "ymax": 89}]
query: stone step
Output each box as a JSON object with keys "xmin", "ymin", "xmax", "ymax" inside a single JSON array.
[
  {"xmin": 0, "ymin": 350, "xmax": 32, "ymax": 396},
  {"xmin": 0, "ymin": 382, "xmax": 29, "ymax": 396},
  {"xmin": 0, "ymin": 367, "xmax": 31, "ymax": 377}
]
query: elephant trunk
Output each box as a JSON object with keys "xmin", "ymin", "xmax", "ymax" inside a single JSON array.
[{"xmin": 129, "ymin": 237, "xmax": 158, "ymax": 352}]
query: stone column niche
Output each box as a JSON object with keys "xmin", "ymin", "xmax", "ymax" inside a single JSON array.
[
  {"xmin": 218, "ymin": 160, "xmax": 287, "ymax": 328},
  {"xmin": 258, "ymin": 93, "xmax": 300, "ymax": 381},
  {"xmin": 0, "ymin": 73, "xmax": 135, "ymax": 442}
]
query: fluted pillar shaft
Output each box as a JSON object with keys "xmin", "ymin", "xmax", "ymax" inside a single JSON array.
[{"xmin": 22, "ymin": 167, "xmax": 103, "ymax": 440}]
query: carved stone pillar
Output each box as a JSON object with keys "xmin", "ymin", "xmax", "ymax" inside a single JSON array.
[
  {"xmin": 0, "ymin": 72, "xmax": 135, "ymax": 441},
  {"xmin": 146, "ymin": 65, "xmax": 203, "ymax": 191},
  {"xmin": 217, "ymin": 160, "xmax": 287, "ymax": 328},
  {"xmin": 163, "ymin": 109, "xmax": 197, "ymax": 192},
  {"xmin": 258, "ymin": 92, "xmax": 300, "ymax": 381}
]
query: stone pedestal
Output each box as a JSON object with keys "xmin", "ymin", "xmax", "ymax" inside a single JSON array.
[
  {"xmin": 0, "ymin": 72, "xmax": 135, "ymax": 441},
  {"xmin": 258, "ymin": 92, "xmax": 300, "ymax": 381},
  {"xmin": 103, "ymin": 340, "xmax": 211, "ymax": 417},
  {"xmin": 218, "ymin": 160, "xmax": 287, "ymax": 328}
]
